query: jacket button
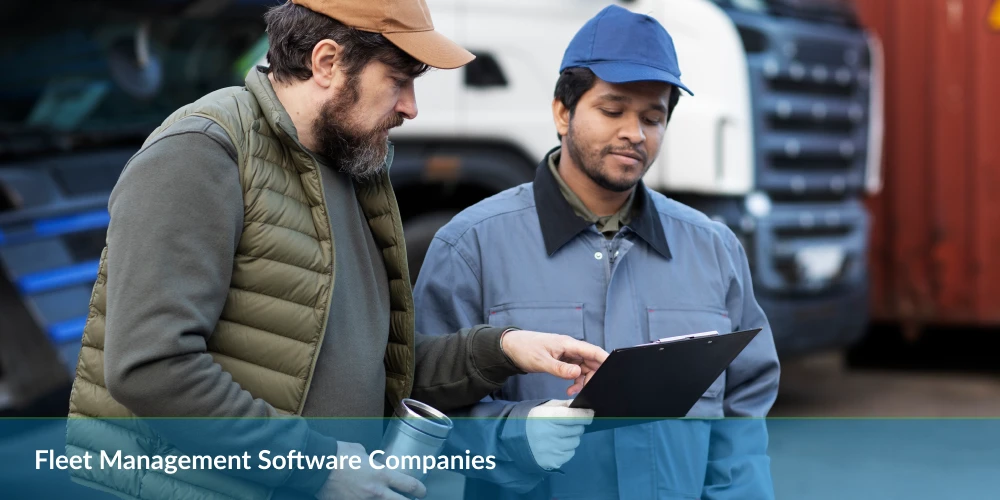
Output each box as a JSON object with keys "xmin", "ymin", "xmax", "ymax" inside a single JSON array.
[{"xmin": 594, "ymin": 252, "xmax": 603, "ymax": 260}]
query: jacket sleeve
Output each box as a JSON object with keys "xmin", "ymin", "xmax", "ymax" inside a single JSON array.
[
  {"xmin": 413, "ymin": 235, "xmax": 550, "ymax": 492},
  {"xmin": 411, "ymin": 232, "xmax": 525, "ymax": 412},
  {"xmin": 101, "ymin": 120, "xmax": 336, "ymax": 496},
  {"xmin": 702, "ymin": 230, "xmax": 781, "ymax": 499}
]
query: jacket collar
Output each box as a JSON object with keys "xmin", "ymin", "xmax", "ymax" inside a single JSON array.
[{"xmin": 533, "ymin": 147, "xmax": 671, "ymax": 259}]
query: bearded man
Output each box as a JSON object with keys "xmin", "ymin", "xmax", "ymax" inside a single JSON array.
[{"xmin": 64, "ymin": 2, "xmax": 607, "ymax": 499}]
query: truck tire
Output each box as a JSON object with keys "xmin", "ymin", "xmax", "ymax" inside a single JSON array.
[{"xmin": 403, "ymin": 211, "xmax": 459, "ymax": 286}]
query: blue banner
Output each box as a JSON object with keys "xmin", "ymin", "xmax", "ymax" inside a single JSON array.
[{"xmin": 0, "ymin": 418, "xmax": 998, "ymax": 499}]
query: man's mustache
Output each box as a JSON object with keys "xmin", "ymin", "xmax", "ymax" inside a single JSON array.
[
  {"xmin": 377, "ymin": 113, "xmax": 405, "ymax": 133},
  {"xmin": 602, "ymin": 145, "xmax": 648, "ymax": 164}
]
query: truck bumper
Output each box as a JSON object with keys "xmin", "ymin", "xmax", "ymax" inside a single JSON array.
[{"xmin": 759, "ymin": 283, "xmax": 870, "ymax": 357}]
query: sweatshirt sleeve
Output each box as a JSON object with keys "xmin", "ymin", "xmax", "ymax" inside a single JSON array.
[{"xmin": 101, "ymin": 116, "xmax": 337, "ymax": 495}]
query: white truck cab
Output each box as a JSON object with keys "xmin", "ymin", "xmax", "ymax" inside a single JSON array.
[{"xmin": 381, "ymin": 0, "xmax": 884, "ymax": 356}]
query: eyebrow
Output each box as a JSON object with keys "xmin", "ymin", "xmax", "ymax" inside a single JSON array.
[
  {"xmin": 387, "ymin": 64, "xmax": 426, "ymax": 80},
  {"xmin": 597, "ymin": 93, "xmax": 630, "ymax": 103},
  {"xmin": 596, "ymin": 93, "xmax": 667, "ymax": 114}
]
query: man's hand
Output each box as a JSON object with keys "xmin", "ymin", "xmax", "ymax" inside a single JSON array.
[
  {"xmin": 315, "ymin": 442, "xmax": 426, "ymax": 500},
  {"xmin": 501, "ymin": 330, "xmax": 608, "ymax": 396},
  {"xmin": 525, "ymin": 399, "xmax": 594, "ymax": 470}
]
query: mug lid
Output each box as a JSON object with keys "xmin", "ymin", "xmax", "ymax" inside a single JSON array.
[{"xmin": 395, "ymin": 398, "xmax": 454, "ymax": 438}]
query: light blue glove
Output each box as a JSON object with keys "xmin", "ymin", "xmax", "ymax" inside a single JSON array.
[{"xmin": 525, "ymin": 400, "xmax": 595, "ymax": 470}]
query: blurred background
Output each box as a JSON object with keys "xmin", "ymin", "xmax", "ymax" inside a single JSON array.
[
  {"xmin": 1, "ymin": 0, "xmax": 999, "ymax": 420},
  {"xmin": 2, "ymin": 0, "xmax": 1000, "ymax": 497}
]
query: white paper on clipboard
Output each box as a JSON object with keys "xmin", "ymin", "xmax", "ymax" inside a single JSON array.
[{"xmin": 654, "ymin": 330, "xmax": 719, "ymax": 344}]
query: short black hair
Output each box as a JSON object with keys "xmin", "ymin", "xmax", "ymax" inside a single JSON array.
[
  {"xmin": 553, "ymin": 67, "xmax": 682, "ymax": 140},
  {"xmin": 264, "ymin": 2, "xmax": 429, "ymax": 84}
]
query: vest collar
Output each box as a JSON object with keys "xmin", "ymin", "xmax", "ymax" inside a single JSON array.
[{"xmin": 246, "ymin": 66, "xmax": 305, "ymax": 152}]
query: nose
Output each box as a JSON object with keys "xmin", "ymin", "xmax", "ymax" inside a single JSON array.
[
  {"xmin": 395, "ymin": 81, "xmax": 418, "ymax": 120},
  {"xmin": 619, "ymin": 116, "xmax": 645, "ymax": 145}
]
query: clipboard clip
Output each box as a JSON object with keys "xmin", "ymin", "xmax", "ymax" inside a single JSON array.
[{"xmin": 653, "ymin": 331, "xmax": 719, "ymax": 344}]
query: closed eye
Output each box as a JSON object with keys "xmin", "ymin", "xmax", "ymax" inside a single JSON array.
[{"xmin": 389, "ymin": 74, "xmax": 411, "ymax": 89}]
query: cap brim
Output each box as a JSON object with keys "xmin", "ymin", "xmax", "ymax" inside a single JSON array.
[
  {"xmin": 587, "ymin": 61, "xmax": 694, "ymax": 96},
  {"xmin": 383, "ymin": 30, "xmax": 475, "ymax": 70}
]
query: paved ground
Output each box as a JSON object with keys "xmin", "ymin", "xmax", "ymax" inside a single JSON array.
[
  {"xmin": 771, "ymin": 351, "xmax": 1000, "ymax": 417},
  {"xmin": 767, "ymin": 331, "xmax": 1000, "ymax": 499}
]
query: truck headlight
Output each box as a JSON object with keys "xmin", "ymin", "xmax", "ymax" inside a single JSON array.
[{"xmin": 745, "ymin": 191, "xmax": 772, "ymax": 218}]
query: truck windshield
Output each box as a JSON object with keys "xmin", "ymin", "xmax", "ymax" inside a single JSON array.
[
  {"xmin": 0, "ymin": 1, "xmax": 268, "ymax": 157},
  {"xmin": 711, "ymin": 0, "xmax": 860, "ymax": 25}
]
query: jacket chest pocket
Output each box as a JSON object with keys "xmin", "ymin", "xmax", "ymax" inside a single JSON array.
[
  {"xmin": 487, "ymin": 302, "xmax": 586, "ymax": 340},
  {"xmin": 647, "ymin": 307, "xmax": 731, "ymax": 415}
]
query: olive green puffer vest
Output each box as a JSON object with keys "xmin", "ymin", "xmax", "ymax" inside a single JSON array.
[{"xmin": 64, "ymin": 69, "xmax": 416, "ymax": 499}]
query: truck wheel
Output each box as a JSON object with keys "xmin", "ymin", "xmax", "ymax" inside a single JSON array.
[{"xmin": 403, "ymin": 211, "xmax": 459, "ymax": 286}]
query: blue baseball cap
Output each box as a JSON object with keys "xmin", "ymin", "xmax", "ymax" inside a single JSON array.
[{"xmin": 560, "ymin": 5, "xmax": 693, "ymax": 96}]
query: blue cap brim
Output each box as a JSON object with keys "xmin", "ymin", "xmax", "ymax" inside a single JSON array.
[{"xmin": 587, "ymin": 61, "xmax": 694, "ymax": 96}]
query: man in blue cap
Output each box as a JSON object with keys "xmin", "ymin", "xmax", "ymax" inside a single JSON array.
[{"xmin": 414, "ymin": 5, "xmax": 780, "ymax": 499}]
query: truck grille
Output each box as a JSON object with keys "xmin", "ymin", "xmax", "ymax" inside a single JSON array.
[
  {"xmin": 0, "ymin": 149, "xmax": 129, "ymax": 377},
  {"xmin": 743, "ymin": 19, "xmax": 873, "ymax": 197},
  {"xmin": 727, "ymin": 12, "xmax": 875, "ymax": 294},
  {"xmin": 750, "ymin": 200, "xmax": 869, "ymax": 294}
]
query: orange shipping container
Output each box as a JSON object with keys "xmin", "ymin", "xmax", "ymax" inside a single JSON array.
[{"xmin": 856, "ymin": 0, "xmax": 1000, "ymax": 328}]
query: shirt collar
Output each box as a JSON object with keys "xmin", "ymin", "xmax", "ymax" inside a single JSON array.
[{"xmin": 533, "ymin": 147, "xmax": 672, "ymax": 259}]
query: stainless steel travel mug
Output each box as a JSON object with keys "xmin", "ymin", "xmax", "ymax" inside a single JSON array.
[{"xmin": 378, "ymin": 398, "xmax": 454, "ymax": 481}]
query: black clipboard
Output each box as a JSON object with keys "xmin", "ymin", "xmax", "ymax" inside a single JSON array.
[{"xmin": 569, "ymin": 328, "xmax": 762, "ymax": 432}]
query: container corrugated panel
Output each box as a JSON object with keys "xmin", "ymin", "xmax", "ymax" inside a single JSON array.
[{"xmin": 857, "ymin": 0, "xmax": 1000, "ymax": 326}]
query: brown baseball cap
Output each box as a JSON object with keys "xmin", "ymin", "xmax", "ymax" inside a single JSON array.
[{"xmin": 290, "ymin": 0, "xmax": 475, "ymax": 69}]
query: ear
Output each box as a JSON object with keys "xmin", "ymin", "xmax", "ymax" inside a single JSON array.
[
  {"xmin": 665, "ymin": 86, "xmax": 679, "ymax": 123},
  {"xmin": 310, "ymin": 39, "xmax": 342, "ymax": 88},
  {"xmin": 552, "ymin": 98, "xmax": 571, "ymax": 138}
]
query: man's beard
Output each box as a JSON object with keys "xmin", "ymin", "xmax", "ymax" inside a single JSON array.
[
  {"xmin": 565, "ymin": 121, "xmax": 650, "ymax": 193},
  {"xmin": 313, "ymin": 76, "xmax": 404, "ymax": 181}
]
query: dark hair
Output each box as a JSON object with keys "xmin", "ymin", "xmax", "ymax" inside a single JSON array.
[
  {"xmin": 553, "ymin": 67, "xmax": 682, "ymax": 139},
  {"xmin": 264, "ymin": 2, "xmax": 429, "ymax": 84}
]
